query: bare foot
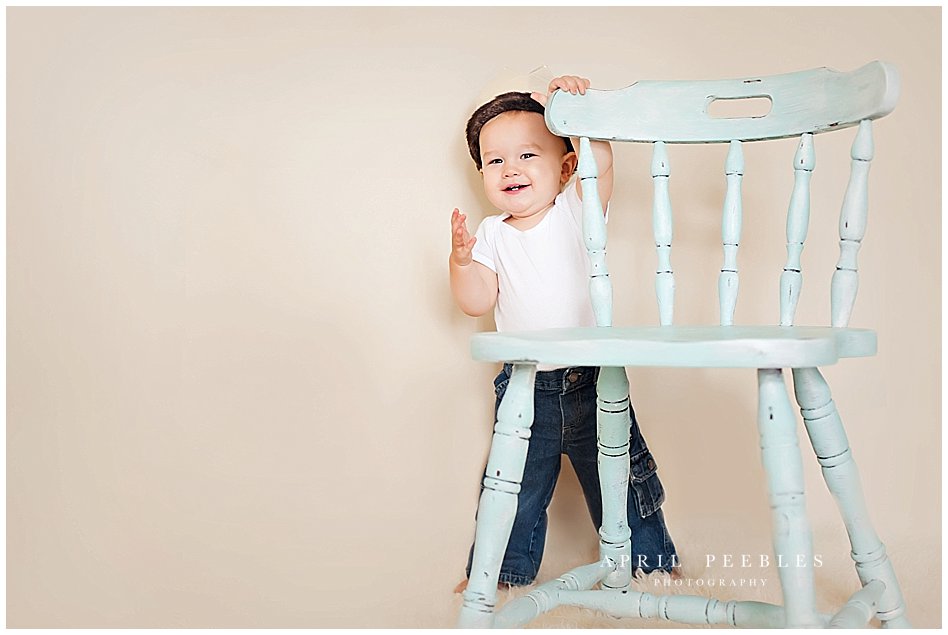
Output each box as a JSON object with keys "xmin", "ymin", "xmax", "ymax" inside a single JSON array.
[{"xmin": 454, "ymin": 578, "xmax": 512, "ymax": 594}]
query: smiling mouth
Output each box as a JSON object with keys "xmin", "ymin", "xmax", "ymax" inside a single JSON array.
[{"xmin": 504, "ymin": 184, "xmax": 530, "ymax": 192}]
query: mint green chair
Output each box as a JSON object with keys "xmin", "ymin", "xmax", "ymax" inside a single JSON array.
[{"xmin": 457, "ymin": 62, "xmax": 909, "ymax": 629}]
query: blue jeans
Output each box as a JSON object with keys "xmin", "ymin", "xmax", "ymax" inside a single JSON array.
[{"xmin": 466, "ymin": 364, "xmax": 677, "ymax": 586}]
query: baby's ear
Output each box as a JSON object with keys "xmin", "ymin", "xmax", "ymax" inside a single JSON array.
[{"xmin": 560, "ymin": 151, "xmax": 578, "ymax": 182}]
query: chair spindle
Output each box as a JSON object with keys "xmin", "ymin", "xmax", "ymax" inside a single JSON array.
[
  {"xmin": 579, "ymin": 136, "xmax": 612, "ymax": 327},
  {"xmin": 780, "ymin": 134, "xmax": 815, "ymax": 326},
  {"xmin": 831, "ymin": 120, "xmax": 873, "ymax": 328},
  {"xmin": 651, "ymin": 141, "xmax": 674, "ymax": 326},
  {"xmin": 719, "ymin": 140, "xmax": 744, "ymax": 326}
]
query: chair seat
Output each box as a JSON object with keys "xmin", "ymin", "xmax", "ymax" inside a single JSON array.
[{"xmin": 471, "ymin": 325, "xmax": 876, "ymax": 368}]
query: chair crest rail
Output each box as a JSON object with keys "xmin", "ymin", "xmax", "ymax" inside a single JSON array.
[{"xmin": 545, "ymin": 61, "xmax": 899, "ymax": 144}]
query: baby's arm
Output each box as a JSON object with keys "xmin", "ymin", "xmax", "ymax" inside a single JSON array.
[
  {"xmin": 449, "ymin": 208, "xmax": 498, "ymax": 317},
  {"xmin": 531, "ymin": 76, "xmax": 614, "ymax": 211}
]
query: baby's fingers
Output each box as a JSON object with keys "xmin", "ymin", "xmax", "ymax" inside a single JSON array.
[
  {"xmin": 550, "ymin": 75, "xmax": 590, "ymax": 95},
  {"xmin": 453, "ymin": 223, "xmax": 472, "ymax": 249},
  {"xmin": 563, "ymin": 76, "xmax": 589, "ymax": 95},
  {"xmin": 451, "ymin": 208, "xmax": 468, "ymax": 231},
  {"xmin": 456, "ymin": 236, "xmax": 476, "ymax": 258}
]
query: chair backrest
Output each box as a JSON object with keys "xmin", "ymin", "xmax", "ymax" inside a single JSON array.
[{"xmin": 544, "ymin": 61, "xmax": 900, "ymax": 329}]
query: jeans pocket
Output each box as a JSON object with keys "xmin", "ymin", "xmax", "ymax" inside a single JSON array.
[
  {"xmin": 629, "ymin": 448, "xmax": 665, "ymax": 518},
  {"xmin": 493, "ymin": 370, "xmax": 509, "ymax": 400}
]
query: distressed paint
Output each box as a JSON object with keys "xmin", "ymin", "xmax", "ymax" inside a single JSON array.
[
  {"xmin": 578, "ymin": 137, "xmax": 613, "ymax": 327},
  {"xmin": 831, "ymin": 120, "xmax": 873, "ymax": 327},
  {"xmin": 792, "ymin": 368, "xmax": 911, "ymax": 627},
  {"xmin": 492, "ymin": 561, "xmax": 614, "ymax": 628},
  {"xmin": 780, "ymin": 134, "xmax": 814, "ymax": 326},
  {"xmin": 545, "ymin": 62, "xmax": 899, "ymax": 143},
  {"xmin": 652, "ymin": 141, "xmax": 674, "ymax": 325},
  {"xmin": 757, "ymin": 369, "xmax": 821, "ymax": 627},
  {"xmin": 554, "ymin": 589, "xmax": 829, "ymax": 627},
  {"xmin": 719, "ymin": 140, "xmax": 743, "ymax": 325},
  {"xmin": 471, "ymin": 324, "xmax": 876, "ymax": 369},
  {"xmin": 458, "ymin": 363, "xmax": 537, "ymax": 628},
  {"xmin": 829, "ymin": 580, "xmax": 886, "ymax": 628},
  {"xmin": 596, "ymin": 366, "xmax": 633, "ymax": 590}
]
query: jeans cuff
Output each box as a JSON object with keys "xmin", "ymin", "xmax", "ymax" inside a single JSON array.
[
  {"xmin": 498, "ymin": 571, "xmax": 535, "ymax": 586},
  {"xmin": 463, "ymin": 569, "xmax": 536, "ymax": 587}
]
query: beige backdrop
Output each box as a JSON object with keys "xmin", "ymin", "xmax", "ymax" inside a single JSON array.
[{"xmin": 7, "ymin": 6, "xmax": 940, "ymax": 628}]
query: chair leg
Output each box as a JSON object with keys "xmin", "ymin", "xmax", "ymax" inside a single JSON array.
[
  {"xmin": 791, "ymin": 367, "xmax": 911, "ymax": 628},
  {"xmin": 596, "ymin": 366, "xmax": 633, "ymax": 590},
  {"xmin": 757, "ymin": 368, "xmax": 822, "ymax": 627},
  {"xmin": 458, "ymin": 363, "xmax": 537, "ymax": 629}
]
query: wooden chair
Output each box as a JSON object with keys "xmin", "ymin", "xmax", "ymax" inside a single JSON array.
[{"xmin": 457, "ymin": 61, "xmax": 909, "ymax": 628}]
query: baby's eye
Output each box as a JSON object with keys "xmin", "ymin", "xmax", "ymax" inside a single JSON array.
[
  {"xmin": 521, "ymin": 153, "xmax": 537, "ymax": 160},
  {"xmin": 487, "ymin": 158, "xmax": 503, "ymax": 165}
]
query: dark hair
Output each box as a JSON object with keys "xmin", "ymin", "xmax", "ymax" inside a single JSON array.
[{"xmin": 465, "ymin": 91, "xmax": 574, "ymax": 170}]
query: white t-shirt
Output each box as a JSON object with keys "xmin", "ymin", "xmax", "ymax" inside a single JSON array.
[{"xmin": 472, "ymin": 180, "xmax": 599, "ymax": 340}]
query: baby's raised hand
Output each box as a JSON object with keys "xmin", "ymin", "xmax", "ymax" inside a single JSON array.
[
  {"xmin": 531, "ymin": 75, "xmax": 591, "ymax": 107},
  {"xmin": 450, "ymin": 208, "xmax": 477, "ymax": 266}
]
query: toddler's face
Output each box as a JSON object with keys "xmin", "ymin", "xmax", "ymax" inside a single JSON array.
[{"xmin": 478, "ymin": 111, "xmax": 575, "ymax": 221}]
